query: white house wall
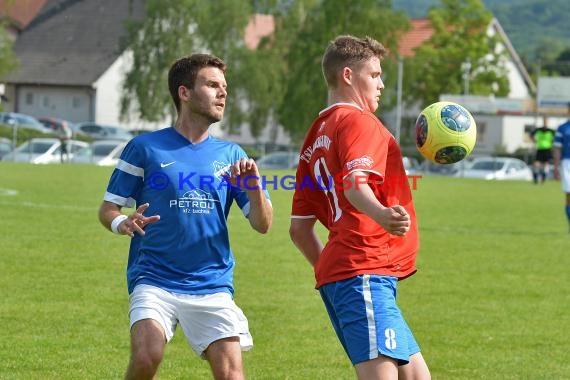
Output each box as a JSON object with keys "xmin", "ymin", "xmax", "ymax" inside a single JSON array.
[
  {"xmin": 504, "ymin": 59, "xmax": 529, "ymax": 98},
  {"xmin": 93, "ymin": 51, "xmax": 173, "ymax": 132},
  {"xmin": 6, "ymin": 84, "xmax": 92, "ymax": 122},
  {"xmin": 472, "ymin": 114, "xmax": 566, "ymax": 155}
]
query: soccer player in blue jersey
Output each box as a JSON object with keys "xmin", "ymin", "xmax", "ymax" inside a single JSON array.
[
  {"xmin": 553, "ymin": 102, "xmax": 570, "ymax": 232},
  {"xmin": 98, "ymin": 53, "xmax": 273, "ymax": 380}
]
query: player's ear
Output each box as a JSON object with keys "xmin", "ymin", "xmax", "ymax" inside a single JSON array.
[
  {"xmin": 178, "ymin": 85, "xmax": 191, "ymax": 102},
  {"xmin": 341, "ymin": 66, "xmax": 352, "ymax": 85}
]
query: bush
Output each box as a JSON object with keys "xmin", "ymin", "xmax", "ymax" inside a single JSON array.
[{"xmin": 0, "ymin": 123, "xmax": 94, "ymax": 146}]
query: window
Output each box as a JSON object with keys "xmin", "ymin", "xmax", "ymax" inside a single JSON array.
[{"xmin": 25, "ymin": 93, "xmax": 34, "ymax": 105}]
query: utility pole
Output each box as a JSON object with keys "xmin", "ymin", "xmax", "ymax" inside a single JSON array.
[
  {"xmin": 461, "ymin": 59, "xmax": 472, "ymax": 95},
  {"xmin": 395, "ymin": 56, "xmax": 403, "ymax": 144}
]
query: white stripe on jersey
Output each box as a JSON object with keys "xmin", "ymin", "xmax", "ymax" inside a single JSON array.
[
  {"xmin": 117, "ymin": 159, "xmax": 144, "ymax": 177},
  {"xmin": 104, "ymin": 191, "xmax": 136, "ymax": 208}
]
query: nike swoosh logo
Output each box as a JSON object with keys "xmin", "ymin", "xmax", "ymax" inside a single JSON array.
[{"xmin": 160, "ymin": 161, "xmax": 176, "ymax": 168}]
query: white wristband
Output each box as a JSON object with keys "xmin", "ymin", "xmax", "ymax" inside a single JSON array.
[{"xmin": 111, "ymin": 214, "xmax": 128, "ymax": 234}]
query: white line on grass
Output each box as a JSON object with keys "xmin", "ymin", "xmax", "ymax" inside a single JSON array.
[
  {"xmin": 0, "ymin": 200, "xmax": 95, "ymax": 212},
  {"xmin": 0, "ymin": 188, "xmax": 19, "ymax": 196}
]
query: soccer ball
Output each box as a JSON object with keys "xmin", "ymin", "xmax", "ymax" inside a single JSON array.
[{"xmin": 415, "ymin": 101, "xmax": 477, "ymax": 164}]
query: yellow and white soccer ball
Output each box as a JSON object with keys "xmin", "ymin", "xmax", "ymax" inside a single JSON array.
[{"xmin": 415, "ymin": 101, "xmax": 477, "ymax": 164}]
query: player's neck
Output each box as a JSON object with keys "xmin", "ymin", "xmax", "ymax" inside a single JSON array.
[
  {"xmin": 328, "ymin": 90, "xmax": 364, "ymax": 110},
  {"xmin": 174, "ymin": 118, "xmax": 210, "ymax": 144}
]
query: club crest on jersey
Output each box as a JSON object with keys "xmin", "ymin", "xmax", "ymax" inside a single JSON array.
[
  {"xmin": 346, "ymin": 155, "xmax": 374, "ymax": 170},
  {"xmin": 169, "ymin": 189, "xmax": 220, "ymax": 214},
  {"xmin": 212, "ymin": 161, "xmax": 231, "ymax": 178}
]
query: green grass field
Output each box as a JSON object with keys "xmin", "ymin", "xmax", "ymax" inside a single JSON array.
[{"xmin": 0, "ymin": 162, "xmax": 569, "ymax": 379}]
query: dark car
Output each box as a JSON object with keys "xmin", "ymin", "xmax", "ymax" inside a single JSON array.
[
  {"xmin": 256, "ymin": 152, "xmax": 299, "ymax": 170},
  {"xmin": 73, "ymin": 122, "xmax": 133, "ymax": 141},
  {"xmin": 0, "ymin": 112, "xmax": 53, "ymax": 133}
]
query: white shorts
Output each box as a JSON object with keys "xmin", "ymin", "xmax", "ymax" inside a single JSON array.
[
  {"xmin": 561, "ymin": 159, "xmax": 570, "ymax": 193},
  {"xmin": 129, "ymin": 284, "xmax": 253, "ymax": 356}
]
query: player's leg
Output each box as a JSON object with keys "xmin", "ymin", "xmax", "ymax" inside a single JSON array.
[
  {"xmin": 542, "ymin": 162, "xmax": 550, "ymax": 183},
  {"xmin": 204, "ymin": 337, "xmax": 244, "ymax": 380},
  {"xmin": 532, "ymin": 159, "xmax": 540, "ymax": 184},
  {"xmin": 562, "ymin": 160, "xmax": 570, "ymax": 231},
  {"xmin": 355, "ymin": 356, "xmax": 398, "ymax": 379},
  {"xmin": 125, "ymin": 284, "xmax": 177, "ymax": 380},
  {"xmin": 539, "ymin": 162, "xmax": 546, "ymax": 183},
  {"xmin": 177, "ymin": 292, "xmax": 252, "ymax": 380},
  {"xmin": 565, "ymin": 192, "xmax": 570, "ymax": 232},
  {"xmin": 125, "ymin": 319, "xmax": 167, "ymax": 380},
  {"xmin": 320, "ymin": 275, "xmax": 429, "ymax": 380},
  {"xmin": 398, "ymin": 352, "xmax": 431, "ymax": 380}
]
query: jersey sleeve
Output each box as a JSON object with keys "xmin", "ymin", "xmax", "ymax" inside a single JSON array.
[
  {"xmin": 336, "ymin": 113, "xmax": 388, "ymax": 183},
  {"xmin": 291, "ymin": 158, "xmax": 316, "ymax": 219},
  {"xmin": 103, "ymin": 139, "xmax": 145, "ymax": 208}
]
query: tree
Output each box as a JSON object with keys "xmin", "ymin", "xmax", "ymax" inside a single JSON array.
[
  {"xmin": 120, "ymin": 1, "xmax": 410, "ymax": 142},
  {"xmin": 276, "ymin": 0, "xmax": 410, "ymax": 141},
  {"xmin": 543, "ymin": 48, "xmax": 570, "ymax": 76},
  {"xmin": 404, "ymin": 0, "xmax": 509, "ymax": 108},
  {"xmin": 121, "ymin": 0, "xmax": 256, "ymax": 126}
]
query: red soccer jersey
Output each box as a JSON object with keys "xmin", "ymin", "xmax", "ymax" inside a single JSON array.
[{"xmin": 291, "ymin": 103, "xmax": 419, "ymax": 288}]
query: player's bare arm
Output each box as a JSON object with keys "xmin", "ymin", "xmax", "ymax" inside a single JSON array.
[
  {"xmin": 227, "ymin": 157, "xmax": 273, "ymax": 234},
  {"xmin": 343, "ymin": 171, "xmax": 410, "ymax": 236},
  {"xmin": 553, "ymin": 146, "xmax": 561, "ymax": 180},
  {"xmin": 289, "ymin": 217, "xmax": 324, "ymax": 266},
  {"xmin": 98, "ymin": 201, "xmax": 161, "ymax": 237}
]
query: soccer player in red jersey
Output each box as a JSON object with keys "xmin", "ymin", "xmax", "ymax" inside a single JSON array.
[{"xmin": 290, "ymin": 35, "xmax": 430, "ymax": 380}]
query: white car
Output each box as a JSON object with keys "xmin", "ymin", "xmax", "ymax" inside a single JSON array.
[
  {"xmin": 256, "ymin": 152, "xmax": 299, "ymax": 169},
  {"xmin": 9, "ymin": 138, "xmax": 88, "ymax": 164},
  {"xmin": 71, "ymin": 140, "xmax": 126, "ymax": 166},
  {"xmin": 456, "ymin": 157, "xmax": 533, "ymax": 181}
]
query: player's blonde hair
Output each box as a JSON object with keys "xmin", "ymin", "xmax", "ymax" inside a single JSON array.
[{"xmin": 322, "ymin": 35, "xmax": 387, "ymax": 88}]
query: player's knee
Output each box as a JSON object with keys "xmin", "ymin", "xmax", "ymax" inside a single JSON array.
[{"xmin": 130, "ymin": 349, "xmax": 162, "ymax": 375}]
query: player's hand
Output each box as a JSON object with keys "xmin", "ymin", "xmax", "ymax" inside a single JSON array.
[
  {"xmin": 118, "ymin": 203, "xmax": 161, "ymax": 237},
  {"xmin": 376, "ymin": 205, "xmax": 410, "ymax": 236},
  {"xmin": 224, "ymin": 157, "xmax": 262, "ymax": 190}
]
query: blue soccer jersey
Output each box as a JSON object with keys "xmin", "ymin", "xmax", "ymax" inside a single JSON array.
[
  {"xmin": 554, "ymin": 120, "xmax": 570, "ymax": 159},
  {"xmin": 104, "ymin": 127, "xmax": 269, "ymax": 295}
]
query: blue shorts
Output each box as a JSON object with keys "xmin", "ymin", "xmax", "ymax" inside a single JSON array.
[{"xmin": 319, "ymin": 274, "xmax": 420, "ymax": 365}]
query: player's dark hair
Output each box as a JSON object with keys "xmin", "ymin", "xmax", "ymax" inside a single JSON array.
[
  {"xmin": 322, "ymin": 35, "xmax": 387, "ymax": 88},
  {"xmin": 168, "ymin": 53, "xmax": 227, "ymax": 112}
]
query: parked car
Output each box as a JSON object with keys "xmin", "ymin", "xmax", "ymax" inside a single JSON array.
[
  {"xmin": 9, "ymin": 138, "xmax": 88, "ymax": 164},
  {"xmin": 71, "ymin": 140, "xmax": 126, "ymax": 166},
  {"xmin": 0, "ymin": 112, "xmax": 53, "ymax": 133},
  {"xmin": 73, "ymin": 122, "xmax": 133, "ymax": 141},
  {"xmin": 0, "ymin": 137, "xmax": 13, "ymax": 159},
  {"xmin": 256, "ymin": 151, "xmax": 299, "ymax": 169},
  {"xmin": 417, "ymin": 158, "xmax": 474, "ymax": 177},
  {"xmin": 456, "ymin": 156, "xmax": 533, "ymax": 181}
]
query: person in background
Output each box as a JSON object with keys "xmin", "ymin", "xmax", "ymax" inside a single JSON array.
[
  {"xmin": 58, "ymin": 120, "xmax": 72, "ymax": 163},
  {"xmin": 98, "ymin": 53, "xmax": 272, "ymax": 379},
  {"xmin": 530, "ymin": 115, "xmax": 555, "ymax": 184},
  {"xmin": 553, "ymin": 102, "xmax": 570, "ymax": 233}
]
